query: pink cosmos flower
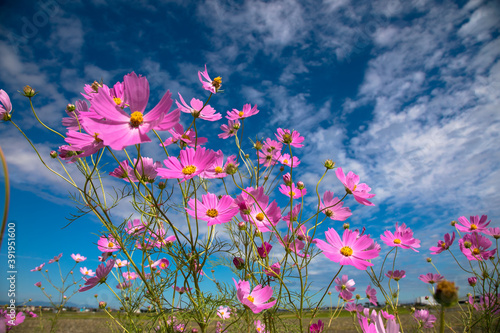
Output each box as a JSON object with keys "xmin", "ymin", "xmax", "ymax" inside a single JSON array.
[
  {"xmin": 234, "ymin": 187, "xmax": 265, "ymax": 213},
  {"xmin": 114, "ymin": 259, "xmax": 129, "ymax": 268},
  {"xmin": 258, "ymin": 149, "xmax": 281, "ymax": 167},
  {"xmin": 279, "ymin": 183, "xmax": 307, "ymax": 199},
  {"xmin": 71, "ymin": 254, "xmax": 87, "ymax": 263},
  {"xmin": 380, "ymin": 222, "xmax": 421, "ymax": 252},
  {"xmin": 176, "ymin": 93, "xmax": 221, "ymax": 121},
  {"xmin": 254, "ymin": 320, "xmax": 268, "ymax": 333},
  {"xmin": 278, "ymin": 234, "xmax": 309, "ymax": 258},
  {"xmin": 79, "ymin": 259, "xmax": 116, "ymax": 292},
  {"xmin": 150, "ymin": 258, "xmax": 170, "ymax": 270},
  {"xmin": 62, "ymin": 99, "xmax": 91, "ymax": 130},
  {"xmin": 366, "ymin": 285, "xmax": 378, "ymax": 306},
  {"xmin": 198, "ymin": 65, "xmax": 222, "ymax": 93},
  {"xmin": 125, "ymin": 219, "xmax": 146, "ymax": 235},
  {"xmin": 0, "ymin": 89, "xmax": 12, "ymax": 121},
  {"xmin": 116, "ymin": 281, "xmax": 132, "ymax": 289},
  {"xmin": 413, "ymin": 309, "xmax": 436, "ymax": 329},
  {"xmin": 345, "ymin": 303, "xmax": 364, "ymax": 312},
  {"xmin": 97, "ymin": 235, "xmax": 121, "ymax": 253},
  {"xmin": 456, "ymin": 215, "xmax": 491, "ymax": 233},
  {"xmin": 109, "ymin": 160, "xmax": 136, "ymax": 181},
  {"xmin": 459, "ymin": 232, "xmax": 497, "ymax": 261},
  {"xmin": 335, "ymin": 167, "xmax": 375, "ymax": 206},
  {"xmin": 31, "ymin": 263, "xmax": 45, "ymax": 272},
  {"xmin": 468, "ymin": 293, "xmax": 500, "ymax": 315},
  {"xmin": 226, "ymin": 103, "xmax": 259, "ymax": 120},
  {"xmin": 320, "ymin": 191, "xmax": 352, "ymax": 221},
  {"xmin": 335, "ymin": 275, "xmax": 356, "ymax": 301},
  {"xmin": 80, "ymin": 267, "xmax": 95, "ymax": 277},
  {"xmin": 218, "ymin": 119, "xmax": 240, "ymax": 139},
  {"xmin": 309, "ymin": 319, "xmax": 324, "ymax": 333},
  {"xmin": 186, "ymin": 192, "xmax": 238, "ymax": 226},
  {"xmin": 275, "ymin": 128, "xmax": 304, "ymax": 148},
  {"xmin": 63, "ymin": 130, "xmax": 105, "ymax": 161},
  {"xmin": 265, "ymin": 262, "xmax": 281, "ymax": 278},
  {"xmin": 468, "ymin": 277, "xmax": 477, "ymax": 286},
  {"xmin": 314, "ymin": 228, "xmax": 380, "ymax": 270},
  {"xmin": 48, "ymin": 253, "xmax": 63, "ymax": 264},
  {"xmin": 418, "ymin": 273, "xmax": 444, "ymax": 284},
  {"xmin": 278, "ymin": 153, "xmax": 300, "ymax": 168},
  {"xmin": 485, "ymin": 227, "xmax": 500, "ymax": 239},
  {"xmin": 28, "ymin": 311, "xmax": 37, "ymax": 318},
  {"xmin": 157, "ymin": 147, "xmax": 217, "ymax": 182},
  {"xmin": 257, "ymin": 242, "xmax": 272, "ymax": 259},
  {"xmin": 149, "ymin": 228, "xmax": 177, "ymax": 249},
  {"xmin": 240, "ymin": 192, "xmax": 281, "ymax": 233},
  {"xmin": 201, "ymin": 150, "xmax": 237, "ymax": 179},
  {"xmin": 34, "ymin": 282, "xmax": 42, "ymax": 287},
  {"xmin": 233, "ymin": 278, "xmax": 277, "ymax": 314},
  {"xmin": 173, "ymin": 286, "xmax": 192, "ymax": 294},
  {"xmin": 217, "ymin": 306, "xmax": 231, "ymax": 320},
  {"xmin": 5, "ymin": 312, "xmax": 25, "ymax": 327},
  {"xmin": 385, "ymin": 270, "xmax": 406, "ymax": 281},
  {"xmin": 122, "ymin": 271, "xmax": 138, "ymax": 280},
  {"xmin": 358, "ymin": 310, "xmax": 400, "ymax": 333},
  {"xmin": 429, "ymin": 232, "xmax": 455, "ymax": 255},
  {"xmin": 161, "ymin": 123, "xmax": 208, "ymax": 147},
  {"xmin": 233, "ymin": 257, "xmax": 245, "ymax": 270},
  {"xmin": 263, "ymin": 138, "xmax": 283, "ymax": 153},
  {"xmin": 131, "ymin": 157, "xmax": 161, "ymax": 183}
]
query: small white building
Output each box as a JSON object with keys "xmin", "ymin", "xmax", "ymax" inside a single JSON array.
[{"xmin": 415, "ymin": 296, "xmax": 438, "ymax": 305}]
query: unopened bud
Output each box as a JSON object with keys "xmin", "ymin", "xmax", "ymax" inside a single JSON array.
[
  {"xmin": 50, "ymin": 151, "xmax": 58, "ymax": 158},
  {"xmin": 225, "ymin": 163, "xmax": 238, "ymax": 175},
  {"xmin": 279, "ymin": 166, "xmax": 285, "ymax": 172},
  {"xmin": 233, "ymin": 257, "xmax": 245, "ymax": 270},
  {"xmin": 94, "ymin": 294, "xmax": 98, "ymax": 298},
  {"xmin": 158, "ymin": 182, "xmax": 166, "ymax": 189},
  {"xmin": 425, "ymin": 296, "xmax": 429, "ymax": 300},
  {"xmin": 99, "ymin": 301, "xmax": 106, "ymax": 309},
  {"xmin": 426, "ymin": 257, "xmax": 432, "ymax": 263},
  {"xmin": 434, "ymin": 280, "xmax": 459, "ymax": 307},
  {"xmin": 191, "ymin": 329, "xmax": 199, "ymax": 333},
  {"xmin": 254, "ymin": 141, "xmax": 263, "ymax": 150},
  {"xmin": 468, "ymin": 277, "xmax": 477, "ymax": 287},
  {"xmin": 463, "ymin": 241, "xmax": 472, "ymax": 249},
  {"xmin": 255, "ymin": 229, "xmax": 261, "ymax": 237},
  {"xmin": 283, "ymin": 173, "xmax": 292, "ymax": 185},
  {"xmin": 244, "ymin": 154, "xmax": 249, "ymax": 158},
  {"xmin": 324, "ymin": 159, "xmax": 335, "ymax": 169},
  {"xmin": 66, "ymin": 104, "xmax": 76, "ymax": 112},
  {"xmin": 22, "ymin": 85, "xmax": 36, "ymax": 97},
  {"xmin": 238, "ymin": 221, "xmax": 246, "ymax": 230},
  {"xmin": 451, "ymin": 220, "xmax": 457, "ymax": 226},
  {"xmin": 355, "ymin": 294, "xmax": 361, "ymax": 299},
  {"xmin": 91, "ymin": 81, "xmax": 102, "ymax": 92},
  {"xmin": 343, "ymin": 223, "xmax": 350, "ymax": 229},
  {"xmin": 328, "ymin": 291, "xmax": 332, "ymax": 295},
  {"xmin": 296, "ymin": 181, "xmax": 305, "ymax": 190}
]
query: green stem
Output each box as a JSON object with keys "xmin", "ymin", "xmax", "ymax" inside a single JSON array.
[{"xmin": 0, "ymin": 145, "xmax": 9, "ymax": 250}]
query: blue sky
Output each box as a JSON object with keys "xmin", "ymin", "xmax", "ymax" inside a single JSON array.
[{"xmin": 0, "ymin": 0, "xmax": 499, "ymax": 309}]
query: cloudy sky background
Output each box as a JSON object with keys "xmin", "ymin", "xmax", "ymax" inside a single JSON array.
[{"xmin": 0, "ymin": 0, "xmax": 499, "ymax": 309}]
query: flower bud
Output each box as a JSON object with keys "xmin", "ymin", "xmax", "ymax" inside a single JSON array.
[
  {"xmin": 450, "ymin": 220, "xmax": 457, "ymax": 226},
  {"xmin": 238, "ymin": 221, "xmax": 246, "ymax": 230},
  {"xmin": 22, "ymin": 85, "xmax": 36, "ymax": 97},
  {"xmin": 463, "ymin": 241, "xmax": 472, "ymax": 249},
  {"xmin": 50, "ymin": 151, "xmax": 58, "ymax": 159},
  {"xmin": 410, "ymin": 307, "xmax": 415, "ymax": 313},
  {"xmin": 343, "ymin": 223, "xmax": 350, "ymax": 230},
  {"xmin": 233, "ymin": 257, "xmax": 245, "ymax": 270},
  {"xmin": 426, "ymin": 257, "xmax": 432, "ymax": 263},
  {"xmin": 468, "ymin": 277, "xmax": 477, "ymax": 287},
  {"xmin": 434, "ymin": 280, "xmax": 458, "ymax": 307},
  {"xmin": 191, "ymin": 329, "xmax": 199, "ymax": 333},
  {"xmin": 91, "ymin": 81, "xmax": 102, "ymax": 92},
  {"xmin": 225, "ymin": 163, "xmax": 238, "ymax": 175},
  {"xmin": 328, "ymin": 291, "xmax": 332, "ymax": 295},
  {"xmin": 283, "ymin": 173, "xmax": 292, "ymax": 185},
  {"xmin": 158, "ymin": 182, "xmax": 166, "ymax": 189},
  {"xmin": 296, "ymin": 181, "xmax": 305, "ymax": 190},
  {"xmin": 99, "ymin": 301, "xmax": 107, "ymax": 309},
  {"xmin": 94, "ymin": 294, "xmax": 98, "ymax": 298},
  {"xmin": 255, "ymin": 229, "xmax": 261, "ymax": 237},
  {"xmin": 244, "ymin": 154, "xmax": 249, "ymax": 159},
  {"xmin": 355, "ymin": 294, "xmax": 361, "ymax": 299},
  {"xmin": 254, "ymin": 141, "xmax": 263, "ymax": 150},
  {"xmin": 66, "ymin": 104, "xmax": 76, "ymax": 112},
  {"xmin": 279, "ymin": 166, "xmax": 285, "ymax": 172},
  {"xmin": 324, "ymin": 159, "xmax": 335, "ymax": 169},
  {"xmin": 425, "ymin": 296, "xmax": 429, "ymax": 300}
]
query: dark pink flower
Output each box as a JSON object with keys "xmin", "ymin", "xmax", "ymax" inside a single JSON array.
[
  {"xmin": 63, "ymin": 130, "xmax": 105, "ymax": 161},
  {"xmin": 456, "ymin": 215, "xmax": 490, "ymax": 233},
  {"xmin": 176, "ymin": 93, "xmax": 221, "ymax": 121},
  {"xmin": 161, "ymin": 123, "xmax": 208, "ymax": 147},
  {"xmin": 275, "ymin": 128, "xmax": 304, "ymax": 148},
  {"xmin": 125, "ymin": 219, "xmax": 147, "ymax": 235},
  {"xmin": 279, "ymin": 183, "xmax": 307, "ymax": 199},
  {"xmin": 173, "ymin": 286, "xmax": 192, "ymax": 294},
  {"xmin": 257, "ymin": 242, "xmax": 272, "ymax": 259},
  {"xmin": 335, "ymin": 275, "xmax": 355, "ymax": 301},
  {"xmin": 218, "ymin": 119, "xmax": 240, "ymax": 139},
  {"xmin": 459, "ymin": 232, "xmax": 496, "ymax": 261},
  {"xmin": 309, "ymin": 319, "xmax": 324, "ymax": 333},
  {"xmin": 385, "ymin": 270, "xmax": 406, "ymax": 281},
  {"xmin": 233, "ymin": 257, "xmax": 245, "ymax": 270},
  {"xmin": 315, "ymin": 228, "xmax": 380, "ymax": 270},
  {"xmin": 79, "ymin": 259, "xmax": 116, "ymax": 292},
  {"xmin": 430, "ymin": 232, "xmax": 455, "ymax": 255},
  {"xmin": 97, "ymin": 235, "xmax": 121, "ymax": 253},
  {"xmin": 278, "ymin": 235, "xmax": 309, "ymax": 258},
  {"xmin": 485, "ymin": 227, "xmax": 500, "ymax": 239},
  {"xmin": 226, "ymin": 103, "xmax": 259, "ymax": 120},
  {"xmin": 5, "ymin": 311, "xmax": 25, "ymax": 327},
  {"xmin": 31, "ymin": 263, "xmax": 45, "ymax": 272},
  {"xmin": 380, "ymin": 222, "xmax": 421, "ymax": 252},
  {"xmin": 186, "ymin": 192, "xmax": 238, "ymax": 226},
  {"xmin": 366, "ymin": 285, "xmax": 378, "ymax": 306},
  {"xmin": 233, "ymin": 278, "xmax": 277, "ymax": 314},
  {"xmin": 468, "ymin": 277, "xmax": 477, "ymax": 286},
  {"xmin": 345, "ymin": 303, "xmax": 363, "ymax": 312},
  {"xmin": 34, "ymin": 282, "xmax": 42, "ymax": 287},
  {"xmin": 157, "ymin": 147, "xmax": 217, "ymax": 182},
  {"xmin": 335, "ymin": 167, "xmax": 375, "ymax": 206},
  {"xmin": 320, "ymin": 191, "xmax": 352, "ymax": 221},
  {"xmin": 264, "ymin": 262, "xmax": 281, "ymax": 278},
  {"xmin": 150, "ymin": 258, "xmax": 170, "ymax": 270},
  {"xmin": 413, "ymin": 309, "xmax": 436, "ymax": 329},
  {"xmin": 198, "ymin": 65, "xmax": 221, "ymax": 93},
  {"xmin": 468, "ymin": 293, "xmax": 500, "ymax": 315},
  {"xmin": 109, "ymin": 160, "xmax": 136, "ymax": 182},
  {"xmin": 418, "ymin": 273, "xmax": 444, "ymax": 284},
  {"xmin": 48, "ymin": 253, "xmax": 63, "ymax": 264},
  {"xmin": 0, "ymin": 89, "xmax": 12, "ymax": 121}
]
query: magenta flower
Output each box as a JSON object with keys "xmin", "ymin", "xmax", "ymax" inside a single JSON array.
[
  {"xmin": 233, "ymin": 278, "xmax": 277, "ymax": 314},
  {"xmin": 240, "ymin": 191, "xmax": 281, "ymax": 233},
  {"xmin": 97, "ymin": 235, "xmax": 121, "ymax": 253},
  {"xmin": 226, "ymin": 103, "xmax": 259, "ymax": 120},
  {"xmin": 218, "ymin": 119, "xmax": 240, "ymax": 139},
  {"xmin": 366, "ymin": 285, "xmax": 378, "ymax": 306},
  {"xmin": 320, "ymin": 191, "xmax": 352, "ymax": 221},
  {"xmin": 468, "ymin": 293, "xmax": 500, "ymax": 315},
  {"xmin": 335, "ymin": 167, "xmax": 375, "ymax": 206},
  {"xmin": 234, "ymin": 187, "xmax": 265, "ymax": 213},
  {"xmin": 80, "ymin": 267, "xmax": 95, "ymax": 277},
  {"xmin": 116, "ymin": 281, "xmax": 132, "ymax": 289},
  {"xmin": 131, "ymin": 157, "xmax": 161, "ymax": 183},
  {"xmin": 468, "ymin": 277, "xmax": 477, "ymax": 286},
  {"xmin": 109, "ymin": 160, "xmax": 136, "ymax": 182},
  {"xmin": 201, "ymin": 150, "xmax": 237, "ymax": 179},
  {"xmin": 198, "ymin": 65, "xmax": 222, "ymax": 93},
  {"xmin": 264, "ymin": 262, "xmax": 281, "ymax": 278},
  {"xmin": 233, "ymin": 257, "xmax": 245, "ymax": 270},
  {"xmin": 122, "ymin": 271, "xmax": 138, "ymax": 280},
  {"xmin": 413, "ymin": 309, "xmax": 436, "ymax": 329},
  {"xmin": 149, "ymin": 228, "xmax": 177, "ymax": 248},
  {"xmin": 162, "ymin": 123, "xmax": 208, "ymax": 147},
  {"xmin": 0, "ymin": 89, "xmax": 12, "ymax": 121},
  {"xmin": 278, "ymin": 234, "xmax": 309, "ymax": 258},
  {"xmin": 217, "ymin": 306, "xmax": 231, "ymax": 320},
  {"xmin": 125, "ymin": 219, "xmax": 146, "ymax": 235},
  {"xmin": 380, "ymin": 222, "xmax": 421, "ymax": 252},
  {"xmin": 418, "ymin": 273, "xmax": 444, "ymax": 284},
  {"xmin": 31, "ymin": 263, "xmax": 45, "ymax": 272},
  {"xmin": 5, "ymin": 312, "xmax": 25, "ymax": 327},
  {"xmin": 309, "ymin": 319, "xmax": 324, "ymax": 333},
  {"xmin": 275, "ymin": 128, "xmax": 304, "ymax": 148},
  {"xmin": 258, "ymin": 149, "xmax": 281, "ymax": 167},
  {"xmin": 114, "ymin": 259, "xmax": 129, "ymax": 268},
  {"xmin": 315, "ymin": 228, "xmax": 380, "ymax": 270},
  {"xmin": 71, "ymin": 254, "xmax": 87, "ymax": 263},
  {"xmin": 456, "ymin": 215, "xmax": 490, "ymax": 233},
  {"xmin": 485, "ymin": 227, "xmax": 500, "ymax": 239},
  {"xmin": 254, "ymin": 320, "xmax": 267, "ymax": 333},
  {"xmin": 429, "ymin": 232, "xmax": 455, "ymax": 255},
  {"xmin": 257, "ymin": 242, "xmax": 272, "ymax": 259},
  {"xmin": 157, "ymin": 147, "xmax": 217, "ymax": 182},
  {"xmin": 385, "ymin": 270, "xmax": 406, "ymax": 281},
  {"xmin": 358, "ymin": 310, "xmax": 400, "ymax": 333},
  {"xmin": 278, "ymin": 153, "xmax": 301, "ymax": 168},
  {"xmin": 186, "ymin": 192, "xmax": 238, "ymax": 226},
  {"xmin": 48, "ymin": 253, "xmax": 63, "ymax": 264},
  {"xmin": 459, "ymin": 232, "xmax": 496, "ymax": 261},
  {"xmin": 279, "ymin": 183, "xmax": 307, "ymax": 199},
  {"xmin": 345, "ymin": 303, "xmax": 363, "ymax": 313},
  {"xmin": 79, "ymin": 259, "xmax": 116, "ymax": 292},
  {"xmin": 150, "ymin": 258, "xmax": 170, "ymax": 270},
  {"xmin": 63, "ymin": 130, "xmax": 105, "ymax": 161},
  {"xmin": 176, "ymin": 93, "xmax": 221, "ymax": 121},
  {"xmin": 173, "ymin": 286, "xmax": 192, "ymax": 294},
  {"xmin": 34, "ymin": 282, "xmax": 42, "ymax": 287},
  {"xmin": 335, "ymin": 275, "xmax": 356, "ymax": 301}
]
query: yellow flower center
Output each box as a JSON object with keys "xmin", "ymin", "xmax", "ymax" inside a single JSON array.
[
  {"xmin": 470, "ymin": 224, "xmax": 477, "ymax": 230},
  {"xmin": 257, "ymin": 328, "xmax": 262, "ymax": 332},
  {"xmin": 393, "ymin": 239, "xmax": 401, "ymax": 244},
  {"xmin": 283, "ymin": 159, "xmax": 289, "ymax": 164},
  {"xmin": 215, "ymin": 166, "xmax": 223, "ymax": 174},
  {"xmin": 472, "ymin": 248, "xmax": 481, "ymax": 255},
  {"xmin": 238, "ymin": 111, "xmax": 244, "ymax": 117},
  {"xmin": 93, "ymin": 133, "xmax": 103, "ymax": 143},
  {"xmin": 160, "ymin": 263, "xmax": 166, "ymax": 269},
  {"xmin": 113, "ymin": 97, "xmax": 122, "ymax": 105},
  {"xmin": 212, "ymin": 77, "xmax": 222, "ymax": 89},
  {"xmin": 108, "ymin": 242, "xmax": 114, "ymax": 248},
  {"xmin": 130, "ymin": 111, "xmax": 144, "ymax": 127},
  {"xmin": 441, "ymin": 242, "xmax": 446, "ymax": 248},
  {"xmin": 181, "ymin": 165, "xmax": 197, "ymax": 175},
  {"xmin": 247, "ymin": 295, "xmax": 254, "ymax": 303},
  {"xmin": 340, "ymin": 246, "xmax": 353, "ymax": 256},
  {"xmin": 289, "ymin": 191, "xmax": 296, "ymax": 197},
  {"xmin": 206, "ymin": 208, "xmax": 219, "ymax": 218},
  {"xmin": 256, "ymin": 212, "xmax": 265, "ymax": 221},
  {"xmin": 181, "ymin": 134, "xmax": 190, "ymax": 140}
]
